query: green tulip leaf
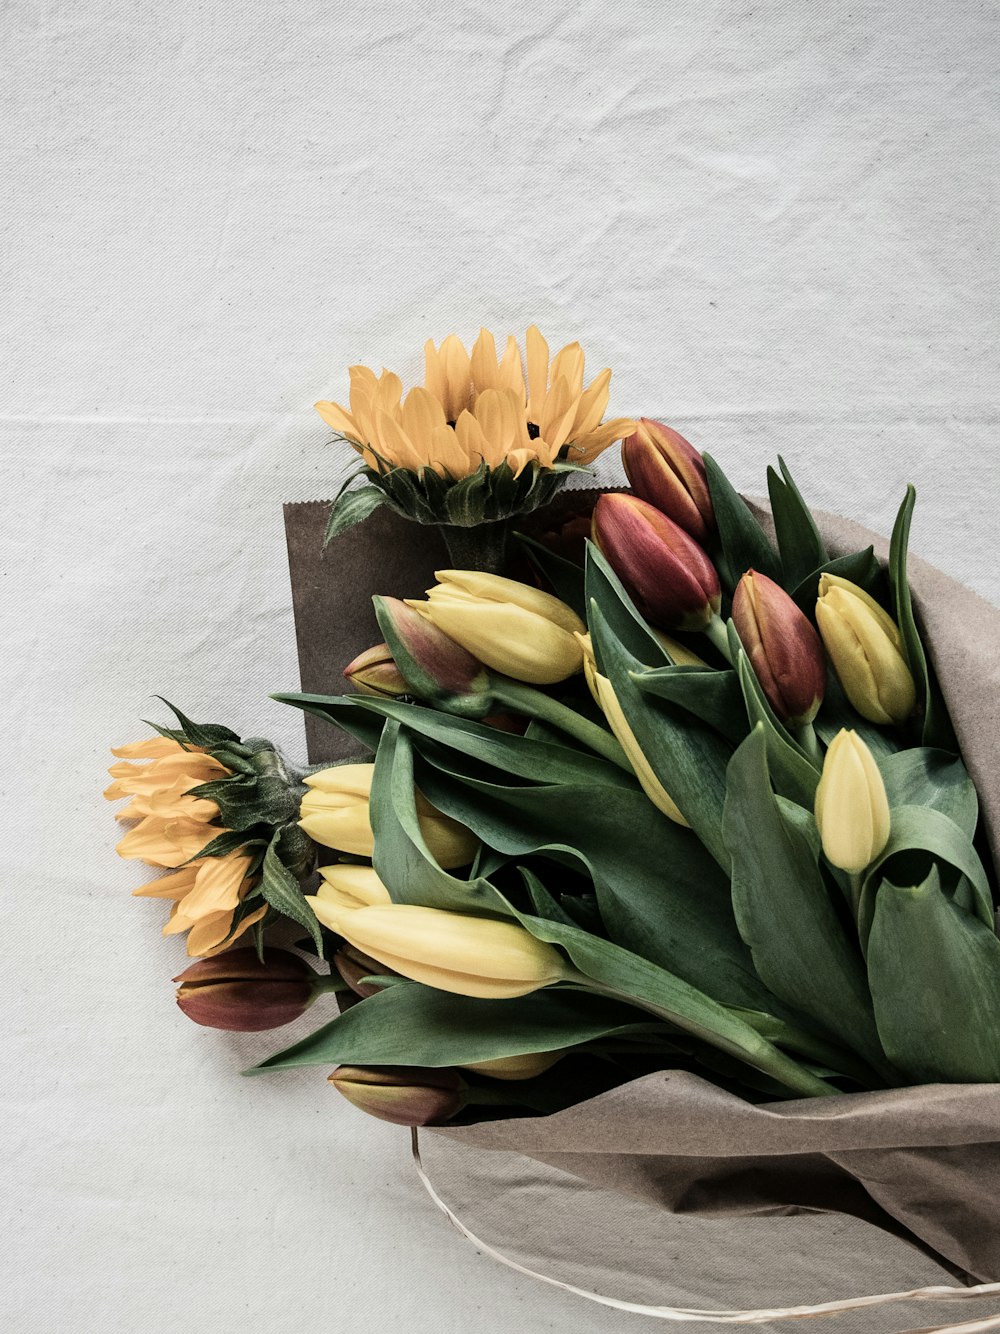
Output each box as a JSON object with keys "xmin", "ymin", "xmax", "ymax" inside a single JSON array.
[
  {"xmin": 584, "ymin": 541, "xmax": 670, "ymax": 673},
  {"xmin": 589, "ymin": 600, "xmax": 733, "ymax": 870},
  {"xmin": 703, "ymin": 454, "xmax": 782, "ymax": 589},
  {"xmin": 723, "ymin": 727, "xmax": 888, "ymax": 1076},
  {"xmin": 371, "ymin": 721, "xmax": 512, "ymax": 919},
  {"xmin": 878, "ymin": 747, "xmax": 978, "ymax": 841},
  {"xmin": 273, "ymin": 692, "xmax": 386, "ymax": 753},
  {"xmin": 507, "ymin": 884, "xmax": 837, "ymax": 1099},
  {"xmin": 247, "ymin": 982, "xmax": 675, "ymax": 1073},
  {"xmin": 411, "ymin": 739, "xmax": 772, "ymax": 1011},
  {"xmin": 867, "ymin": 866, "xmax": 1000, "ymax": 1083},
  {"xmin": 812, "ymin": 672, "xmax": 900, "ymax": 761},
  {"xmin": 515, "ymin": 532, "xmax": 588, "ymax": 619},
  {"xmin": 354, "ymin": 695, "xmax": 634, "ymax": 789},
  {"xmin": 888, "ymin": 486, "xmax": 955, "ymax": 750},
  {"xmin": 633, "ymin": 665, "xmax": 748, "ymax": 745},
  {"xmin": 789, "ymin": 546, "xmax": 885, "ymax": 614},
  {"xmin": 766, "ymin": 457, "xmax": 828, "ymax": 591},
  {"xmin": 858, "ymin": 803, "xmax": 995, "ymax": 946}
]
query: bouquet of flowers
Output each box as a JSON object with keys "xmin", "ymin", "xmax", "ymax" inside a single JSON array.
[{"xmin": 107, "ymin": 327, "xmax": 1000, "ymax": 1326}]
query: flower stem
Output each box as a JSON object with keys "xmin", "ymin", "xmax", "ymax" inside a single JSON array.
[
  {"xmin": 490, "ymin": 679, "xmax": 631, "ymax": 772},
  {"xmin": 795, "ymin": 721, "xmax": 823, "ymax": 768},
  {"xmin": 702, "ymin": 614, "xmax": 734, "ymax": 664},
  {"xmin": 439, "ymin": 521, "xmax": 510, "ymax": 575}
]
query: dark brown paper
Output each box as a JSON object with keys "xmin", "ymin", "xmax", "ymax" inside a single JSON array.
[{"xmin": 282, "ymin": 493, "xmax": 1000, "ymax": 1292}]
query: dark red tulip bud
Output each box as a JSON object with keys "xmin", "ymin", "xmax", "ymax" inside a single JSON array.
[
  {"xmin": 328, "ymin": 1065, "xmax": 467, "ymax": 1126},
  {"xmin": 591, "ymin": 492, "xmax": 721, "ymax": 632},
  {"xmin": 173, "ymin": 948, "xmax": 320, "ymax": 1032}
]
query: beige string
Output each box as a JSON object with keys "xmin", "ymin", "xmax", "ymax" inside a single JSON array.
[{"xmin": 411, "ymin": 1130, "xmax": 1000, "ymax": 1332}]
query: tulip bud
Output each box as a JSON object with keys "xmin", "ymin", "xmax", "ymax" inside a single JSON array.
[
  {"xmin": 333, "ymin": 944, "xmax": 398, "ymax": 997},
  {"xmin": 343, "ymin": 642, "xmax": 409, "ymax": 698},
  {"xmin": 407, "ymin": 569, "xmax": 585, "ymax": 685},
  {"xmin": 299, "ymin": 763, "xmax": 479, "ymax": 868},
  {"xmin": 814, "ymin": 729, "xmax": 891, "ymax": 873},
  {"xmin": 591, "ymin": 493, "xmax": 721, "ymax": 632},
  {"xmin": 316, "ymin": 862, "xmax": 392, "ymax": 911},
  {"xmin": 815, "ymin": 574, "xmax": 916, "ymax": 725},
  {"xmin": 329, "ymin": 1065, "xmax": 466, "ymax": 1126},
  {"xmin": 622, "ymin": 419, "xmax": 714, "ymax": 542},
  {"xmin": 461, "ymin": 1050, "xmax": 565, "ymax": 1080},
  {"xmin": 732, "ymin": 570, "xmax": 826, "ymax": 727},
  {"xmin": 372, "ymin": 595, "xmax": 492, "ymax": 717},
  {"xmin": 577, "ymin": 634, "xmax": 689, "ymax": 825},
  {"xmin": 304, "ymin": 901, "xmax": 568, "ymax": 999},
  {"xmin": 173, "ymin": 948, "xmax": 319, "ymax": 1031}
]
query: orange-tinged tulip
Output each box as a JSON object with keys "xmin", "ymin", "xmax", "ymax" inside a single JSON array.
[
  {"xmin": 591, "ymin": 493, "xmax": 721, "ymax": 632},
  {"xmin": 329, "ymin": 1066, "xmax": 466, "ymax": 1126},
  {"xmin": 343, "ymin": 643, "xmax": 409, "ymax": 699},
  {"xmin": 373, "ymin": 595, "xmax": 491, "ymax": 714},
  {"xmin": 622, "ymin": 419, "xmax": 714, "ymax": 541},
  {"xmin": 732, "ymin": 570, "xmax": 826, "ymax": 727},
  {"xmin": 409, "ymin": 569, "xmax": 585, "ymax": 684}
]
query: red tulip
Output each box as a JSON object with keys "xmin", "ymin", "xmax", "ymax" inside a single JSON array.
[
  {"xmin": 622, "ymin": 419, "xmax": 714, "ymax": 541},
  {"xmin": 591, "ymin": 493, "xmax": 721, "ymax": 632},
  {"xmin": 373, "ymin": 595, "xmax": 491, "ymax": 716},
  {"xmin": 174, "ymin": 949, "xmax": 320, "ymax": 1032},
  {"xmin": 732, "ymin": 570, "xmax": 826, "ymax": 726}
]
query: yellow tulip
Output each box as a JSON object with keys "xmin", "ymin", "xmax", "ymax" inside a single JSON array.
[
  {"xmin": 299, "ymin": 763, "xmax": 479, "ymax": 869},
  {"xmin": 815, "ymin": 574, "xmax": 916, "ymax": 725},
  {"xmin": 409, "ymin": 569, "xmax": 585, "ymax": 684},
  {"xmin": 305, "ymin": 901, "xmax": 567, "ymax": 999},
  {"xmin": 814, "ymin": 729, "xmax": 891, "ymax": 873},
  {"xmin": 316, "ymin": 863, "xmax": 392, "ymax": 911},
  {"xmin": 461, "ymin": 1050, "xmax": 565, "ymax": 1080},
  {"xmin": 577, "ymin": 634, "xmax": 689, "ymax": 826}
]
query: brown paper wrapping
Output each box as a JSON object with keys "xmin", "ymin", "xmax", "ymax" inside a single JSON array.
[{"xmin": 283, "ymin": 493, "xmax": 1000, "ymax": 1312}]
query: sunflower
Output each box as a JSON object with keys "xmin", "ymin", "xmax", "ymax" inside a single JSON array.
[
  {"xmin": 106, "ymin": 736, "xmax": 266, "ymax": 957},
  {"xmin": 315, "ymin": 327, "xmax": 634, "ymax": 568}
]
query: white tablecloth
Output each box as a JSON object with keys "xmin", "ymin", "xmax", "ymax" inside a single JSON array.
[{"xmin": 3, "ymin": 2, "xmax": 998, "ymax": 1330}]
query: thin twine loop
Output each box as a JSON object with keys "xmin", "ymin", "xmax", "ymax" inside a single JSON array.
[{"xmin": 411, "ymin": 1129, "xmax": 1000, "ymax": 1333}]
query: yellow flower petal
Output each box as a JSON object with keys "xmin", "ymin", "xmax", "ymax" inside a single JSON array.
[
  {"xmin": 111, "ymin": 737, "xmax": 202, "ymax": 760},
  {"xmin": 438, "ymin": 334, "xmax": 472, "ymax": 421},
  {"xmin": 314, "ymin": 400, "xmax": 361, "ymax": 440},
  {"xmin": 132, "ymin": 864, "xmax": 201, "ymax": 900},
  {"xmin": 525, "ymin": 325, "xmax": 550, "ymax": 425},
  {"xmin": 550, "ymin": 342, "xmax": 585, "ymax": 397},
  {"xmin": 571, "ymin": 367, "xmax": 611, "ymax": 437}
]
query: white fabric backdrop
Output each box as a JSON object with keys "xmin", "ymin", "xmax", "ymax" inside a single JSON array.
[{"xmin": 3, "ymin": 1, "xmax": 998, "ymax": 1330}]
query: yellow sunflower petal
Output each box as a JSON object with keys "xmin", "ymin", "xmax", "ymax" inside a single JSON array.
[
  {"xmin": 314, "ymin": 400, "xmax": 362, "ymax": 440},
  {"xmin": 506, "ymin": 447, "xmax": 542, "ymax": 477},
  {"xmin": 539, "ymin": 375, "xmax": 577, "ymax": 452},
  {"xmin": 111, "ymin": 737, "xmax": 195, "ymax": 760},
  {"xmin": 132, "ymin": 864, "xmax": 201, "ymax": 900},
  {"xmin": 526, "ymin": 325, "xmax": 550, "ymax": 425},
  {"xmin": 429, "ymin": 424, "xmax": 470, "ymax": 476},
  {"xmin": 566, "ymin": 417, "xmax": 636, "ymax": 464},
  {"xmin": 470, "ymin": 328, "xmax": 499, "ymax": 394},
  {"xmin": 180, "ymin": 854, "xmax": 254, "ymax": 919},
  {"xmin": 376, "ymin": 411, "xmax": 425, "ymax": 472},
  {"xmin": 401, "ymin": 386, "xmax": 448, "ymax": 450},
  {"xmin": 571, "ymin": 367, "xmax": 612, "ymax": 437},
  {"xmin": 439, "ymin": 334, "xmax": 473, "ymax": 421},
  {"xmin": 550, "ymin": 342, "xmax": 586, "ymax": 397},
  {"xmin": 455, "ymin": 408, "xmax": 504, "ymax": 470},
  {"xmin": 498, "ymin": 335, "xmax": 526, "ymax": 400}
]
